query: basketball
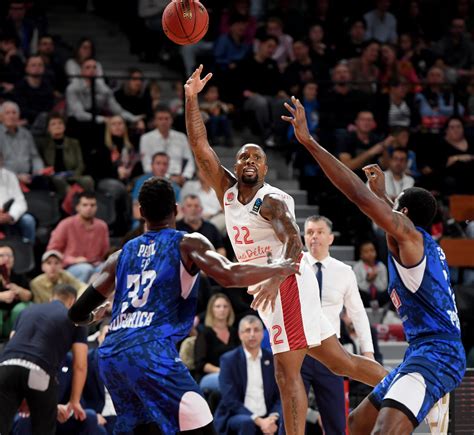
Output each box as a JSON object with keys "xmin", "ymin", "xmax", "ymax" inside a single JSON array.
[{"xmin": 162, "ymin": 0, "xmax": 209, "ymax": 46}]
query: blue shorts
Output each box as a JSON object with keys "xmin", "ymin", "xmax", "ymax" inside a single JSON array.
[
  {"xmin": 369, "ymin": 337, "xmax": 466, "ymax": 427},
  {"xmin": 98, "ymin": 339, "xmax": 213, "ymax": 434}
]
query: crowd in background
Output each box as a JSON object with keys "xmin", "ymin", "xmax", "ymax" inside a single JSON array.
[{"xmin": 1, "ymin": 0, "xmax": 474, "ymax": 433}]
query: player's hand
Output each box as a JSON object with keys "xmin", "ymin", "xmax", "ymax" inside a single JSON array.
[
  {"xmin": 184, "ymin": 64, "xmax": 212, "ymax": 97},
  {"xmin": 97, "ymin": 414, "xmax": 107, "ymax": 426},
  {"xmin": 363, "ymin": 164, "xmax": 386, "ymax": 198},
  {"xmin": 91, "ymin": 301, "xmax": 111, "ymax": 324},
  {"xmin": 282, "ymin": 96, "xmax": 311, "ymax": 145},
  {"xmin": 57, "ymin": 404, "xmax": 70, "ymax": 423},
  {"xmin": 272, "ymin": 258, "xmax": 300, "ymax": 279},
  {"xmin": 248, "ymin": 276, "xmax": 283, "ymax": 312},
  {"xmin": 67, "ymin": 401, "xmax": 86, "ymax": 421}
]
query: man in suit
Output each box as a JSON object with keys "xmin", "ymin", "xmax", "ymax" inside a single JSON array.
[{"xmin": 214, "ymin": 315, "xmax": 281, "ymax": 435}]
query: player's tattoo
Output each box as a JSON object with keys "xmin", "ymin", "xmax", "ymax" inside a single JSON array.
[
  {"xmin": 290, "ymin": 396, "xmax": 299, "ymax": 433},
  {"xmin": 185, "ymin": 95, "xmax": 207, "ymax": 142},
  {"xmin": 260, "ymin": 194, "xmax": 303, "ymax": 261},
  {"xmin": 391, "ymin": 212, "xmax": 415, "ymax": 235}
]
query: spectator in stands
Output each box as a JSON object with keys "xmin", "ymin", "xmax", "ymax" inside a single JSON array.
[
  {"xmin": 305, "ymin": 0, "xmax": 340, "ymax": 46},
  {"xmin": 0, "ymin": 284, "xmax": 87, "ymax": 435},
  {"xmin": 284, "ymin": 39, "xmax": 326, "ymax": 97},
  {"xmin": 440, "ymin": 116, "xmax": 474, "ymax": 194},
  {"xmin": 39, "ymin": 113, "xmax": 94, "ymax": 199},
  {"xmin": 353, "ymin": 241, "xmax": 389, "ymax": 307},
  {"xmin": 14, "ymin": 54, "xmax": 55, "ymax": 128},
  {"xmin": 378, "ymin": 44, "xmax": 420, "ymax": 92},
  {"xmin": 139, "ymin": 106, "xmax": 195, "ymax": 185},
  {"xmin": 432, "ymin": 17, "xmax": 474, "ymax": 81},
  {"xmin": 1, "ymin": 0, "xmax": 36, "ymax": 56},
  {"xmin": 0, "ymin": 33, "xmax": 23, "ymax": 92},
  {"xmin": 383, "ymin": 148, "xmax": 415, "ymax": 199},
  {"xmin": 114, "ymin": 68, "xmax": 153, "ymax": 122},
  {"xmin": 195, "ymin": 293, "xmax": 240, "ymax": 393},
  {"xmin": 386, "ymin": 127, "xmax": 420, "ymax": 179},
  {"xmin": 46, "ymin": 191, "xmax": 109, "ymax": 283},
  {"xmin": 363, "ymin": 0, "xmax": 398, "ymax": 44},
  {"xmin": 214, "ymin": 315, "xmax": 281, "ymax": 435},
  {"xmin": 30, "ymin": 250, "xmax": 85, "ymax": 304},
  {"xmin": 404, "ymin": 35, "xmax": 437, "ymax": 79},
  {"xmin": 337, "ymin": 111, "xmax": 391, "ymax": 177},
  {"xmin": 307, "ymin": 23, "xmax": 335, "ymax": 68},
  {"xmin": 287, "ymin": 81, "xmax": 319, "ymax": 143},
  {"xmin": 337, "ymin": 17, "xmax": 367, "ymax": 60},
  {"xmin": 36, "ymin": 34, "xmax": 67, "ymax": 92},
  {"xmin": 319, "ymin": 62, "xmax": 369, "ymax": 147},
  {"xmin": 219, "ymin": 0, "xmax": 257, "ymax": 45},
  {"xmin": 348, "ymin": 40, "xmax": 380, "ymax": 94},
  {"xmin": 66, "ymin": 58, "xmax": 142, "ymax": 125},
  {"xmin": 0, "ymin": 244, "xmax": 32, "ymax": 338},
  {"xmin": 177, "ymin": 194, "xmax": 225, "ymax": 256},
  {"xmin": 181, "ymin": 170, "xmax": 224, "ymax": 234},
  {"xmin": 131, "ymin": 152, "xmax": 181, "ymax": 227},
  {"xmin": 415, "ymin": 66, "xmax": 465, "ymax": 133},
  {"xmin": 199, "ymin": 85, "xmax": 232, "ymax": 147},
  {"xmin": 301, "ymin": 215, "xmax": 374, "ymax": 434},
  {"xmin": 236, "ymin": 35, "xmax": 288, "ymax": 146},
  {"xmin": 0, "ymin": 101, "xmax": 45, "ymax": 187},
  {"xmin": 0, "ymin": 151, "xmax": 36, "ymax": 242},
  {"xmin": 65, "ymin": 37, "xmax": 104, "ymax": 85},
  {"xmin": 257, "ymin": 16, "xmax": 294, "ymax": 72}
]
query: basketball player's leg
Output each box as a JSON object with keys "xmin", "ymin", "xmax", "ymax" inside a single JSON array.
[
  {"xmin": 273, "ymin": 348, "xmax": 308, "ymax": 435},
  {"xmin": 372, "ymin": 407, "xmax": 415, "ymax": 435},
  {"xmin": 308, "ymin": 334, "xmax": 388, "ymax": 386},
  {"xmin": 348, "ymin": 396, "xmax": 379, "ymax": 435}
]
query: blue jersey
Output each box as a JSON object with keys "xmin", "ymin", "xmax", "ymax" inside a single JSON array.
[
  {"xmin": 387, "ymin": 227, "xmax": 461, "ymax": 343},
  {"xmin": 100, "ymin": 229, "xmax": 199, "ymax": 357}
]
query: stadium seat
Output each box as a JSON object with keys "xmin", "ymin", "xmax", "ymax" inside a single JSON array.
[
  {"xmin": 0, "ymin": 237, "xmax": 35, "ymax": 275},
  {"xmin": 449, "ymin": 195, "xmax": 474, "ymax": 222},
  {"xmin": 330, "ymin": 245, "xmax": 355, "ymax": 262},
  {"xmin": 25, "ymin": 191, "xmax": 61, "ymax": 244},
  {"xmin": 439, "ymin": 239, "xmax": 474, "ymax": 268}
]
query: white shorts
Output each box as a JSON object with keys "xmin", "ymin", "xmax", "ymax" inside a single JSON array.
[{"xmin": 253, "ymin": 254, "xmax": 335, "ymax": 354}]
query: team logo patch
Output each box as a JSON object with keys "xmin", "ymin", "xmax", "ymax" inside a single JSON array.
[
  {"xmin": 390, "ymin": 289, "xmax": 402, "ymax": 310},
  {"xmin": 251, "ymin": 198, "xmax": 263, "ymax": 214},
  {"xmin": 225, "ymin": 191, "xmax": 235, "ymax": 205}
]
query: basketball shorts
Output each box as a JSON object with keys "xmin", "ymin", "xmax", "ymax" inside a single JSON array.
[
  {"xmin": 98, "ymin": 338, "xmax": 213, "ymax": 434},
  {"xmin": 254, "ymin": 254, "xmax": 335, "ymax": 354},
  {"xmin": 369, "ymin": 337, "xmax": 466, "ymax": 427}
]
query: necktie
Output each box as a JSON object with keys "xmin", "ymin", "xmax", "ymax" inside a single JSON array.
[{"xmin": 315, "ymin": 262, "xmax": 323, "ymax": 299}]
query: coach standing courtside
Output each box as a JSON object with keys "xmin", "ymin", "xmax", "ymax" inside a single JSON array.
[{"xmin": 301, "ymin": 215, "xmax": 374, "ymax": 434}]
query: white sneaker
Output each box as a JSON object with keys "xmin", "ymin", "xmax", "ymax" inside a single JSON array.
[{"xmin": 425, "ymin": 393, "xmax": 450, "ymax": 435}]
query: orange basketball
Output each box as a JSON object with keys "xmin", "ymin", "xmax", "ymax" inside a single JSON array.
[{"xmin": 162, "ymin": 0, "xmax": 209, "ymax": 45}]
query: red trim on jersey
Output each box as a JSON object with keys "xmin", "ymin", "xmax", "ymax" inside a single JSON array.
[{"xmin": 280, "ymin": 273, "xmax": 308, "ymax": 350}]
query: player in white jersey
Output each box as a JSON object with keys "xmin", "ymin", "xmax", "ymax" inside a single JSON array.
[{"xmin": 184, "ymin": 65, "xmax": 388, "ymax": 435}]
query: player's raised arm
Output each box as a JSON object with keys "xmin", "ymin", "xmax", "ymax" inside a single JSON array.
[
  {"xmin": 68, "ymin": 250, "xmax": 121, "ymax": 325},
  {"xmin": 282, "ymin": 97, "xmax": 423, "ymax": 265},
  {"xmin": 184, "ymin": 64, "xmax": 236, "ymax": 204},
  {"xmin": 180, "ymin": 232, "xmax": 299, "ymax": 289}
]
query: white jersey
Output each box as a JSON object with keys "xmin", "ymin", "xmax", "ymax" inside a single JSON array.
[{"xmin": 223, "ymin": 182, "xmax": 334, "ymax": 354}]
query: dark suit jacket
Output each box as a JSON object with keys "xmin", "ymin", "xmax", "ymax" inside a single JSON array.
[{"xmin": 214, "ymin": 346, "xmax": 281, "ymax": 434}]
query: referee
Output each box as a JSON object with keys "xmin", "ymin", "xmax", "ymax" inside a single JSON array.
[
  {"xmin": 302, "ymin": 215, "xmax": 374, "ymax": 434},
  {"xmin": 0, "ymin": 284, "xmax": 88, "ymax": 435}
]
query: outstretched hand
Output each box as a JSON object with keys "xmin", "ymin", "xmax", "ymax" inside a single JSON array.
[
  {"xmin": 184, "ymin": 64, "xmax": 212, "ymax": 98},
  {"xmin": 282, "ymin": 96, "xmax": 311, "ymax": 145},
  {"xmin": 363, "ymin": 164, "xmax": 386, "ymax": 198}
]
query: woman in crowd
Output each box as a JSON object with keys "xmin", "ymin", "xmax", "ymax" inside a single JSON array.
[{"xmin": 65, "ymin": 37, "xmax": 105, "ymax": 85}]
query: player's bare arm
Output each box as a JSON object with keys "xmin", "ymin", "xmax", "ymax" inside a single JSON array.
[
  {"xmin": 184, "ymin": 64, "xmax": 236, "ymax": 204},
  {"xmin": 248, "ymin": 193, "xmax": 303, "ymax": 312},
  {"xmin": 363, "ymin": 164, "xmax": 395, "ymax": 208},
  {"xmin": 283, "ymin": 96, "xmax": 423, "ymax": 266},
  {"xmin": 180, "ymin": 232, "xmax": 298, "ymax": 288},
  {"xmin": 68, "ymin": 250, "xmax": 121, "ymax": 325}
]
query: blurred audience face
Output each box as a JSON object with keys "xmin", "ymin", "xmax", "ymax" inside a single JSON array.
[
  {"xmin": 360, "ymin": 242, "xmax": 377, "ymax": 265},
  {"xmin": 309, "ymin": 24, "xmax": 324, "ymax": 43},
  {"xmin": 81, "ymin": 59, "xmax": 98, "ymax": 79},
  {"xmin": 181, "ymin": 196, "xmax": 203, "ymax": 224},
  {"xmin": 355, "ymin": 111, "xmax": 376, "ymax": 134},
  {"xmin": 233, "ymin": 0, "xmax": 250, "ymax": 15},
  {"xmin": 0, "ymin": 246, "xmax": 14, "ymax": 273},
  {"xmin": 8, "ymin": 1, "xmax": 26, "ymax": 22},
  {"xmin": 427, "ymin": 67, "xmax": 444, "ymax": 87},
  {"xmin": 76, "ymin": 196, "xmax": 98, "ymax": 221},
  {"xmin": 48, "ymin": 117, "xmax": 66, "ymax": 139},
  {"xmin": 393, "ymin": 130, "xmax": 410, "ymax": 148},
  {"xmin": 38, "ymin": 36, "xmax": 55, "ymax": 56},
  {"xmin": 127, "ymin": 71, "xmax": 143, "ymax": 94},
  {"xmin": 332, "ymin": 64, "xmax": 351, "ymax": 85},
  {"xmin": 350, "ymin": 20, "xmax": 366, "ymax": 42},
  {"xmin": 389, "ymin": 150, "xmax": 408, "ymax": 176},
  {"xmin": 239, "ymin": 319, "xmax": 264, "ymax": 352},
  {"xmin": 267, "ymin": 18, "xmax": 283, "ymax": 37},
  {"xmin": 212, "ymin": 296, "xmax": 231, "ymax": 323},
  {"xmin": 362, "ymin": 42, "xmax": 380, "ymax": 63},
  {"xmin": 230, "ymin": 21, "xmax": 247, "ymax": 40},
  {"xmin": 390, "ymin": 80, "xmax": 409, "ymax": 100},
  {"xmin": 258, "ymin": 38, "xmax": 278, "ymax": 60},
  {"xmin": 1, "ymin": 103, "xmax": 20, "ymax": 130},
  {"xmin": 204, "ymin": 85, "xmax": 219, "ymax": 102},
  {"xmin": 451, "ymin": 18, "xmax": 466, "ymax": 39},
  {"xmin": 293, "ymin": 41, "xmax": 310, "ymax": 62},
  {"xmin": 304, "ymin": 219, "xmax": 334, "ymax": 260},
  {"xmin": 376, "ymin": 0, "xmax": 390, "ymax": 12},
  {"xmin": 381, "ymin": 45, "xmax": 396, "ymax": 65},
  {"xmin": 154, "ymin": 110, "xmax": 173, "ymax": 134},
  {"xmin": 78, "ymin": 40, "xmax": 93, "ymax": 62},
  {"xmin": 151, "ymin": 154, "xmax": 169, "ymax": 177},
  {"xmin": 42, "ymin": 256, "xmax": 63, "ymax": 281},
  {"xmin": 398, "ymin": 33, "xmax": 413, "ymax": 53},
  {"xmin": 303, "ymin": 82, "xmax": 318, "ymax": 101},
  {"xmin": 446, "ymin": 118, "xmax": 464, "ymax": 142},
  {"xmin": 109, "ymin": 116, "xmax": 126, "ymax": 137},
  {"xmin": 26, "ymin": 56, "xmax": 45, "ymax": 77}
]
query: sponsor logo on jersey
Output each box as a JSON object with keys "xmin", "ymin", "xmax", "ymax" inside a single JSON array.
[
  {"xmin": 237, "ymin": 245, "xmax": 272, "ymax": 262},
  {"xmin": 251, "ymin": 198, "xmax": 263, "ymax": 215},
  {"xmin": 390, "ymin": 288, "xmax": 402, "ymax": 310},
  {"xmin": 225, "ymin": 191, "xmax": 235, "ymax": 206}
]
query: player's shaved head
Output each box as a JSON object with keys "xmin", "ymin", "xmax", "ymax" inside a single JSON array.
[{"xmin": 235, "ymin": 143, "xmax": 267, "ymax": 161}]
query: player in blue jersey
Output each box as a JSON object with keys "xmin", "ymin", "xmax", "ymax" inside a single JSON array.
[
  {"xmin": 283, "ymin": 97, "xmax": 466, "ymax": 434},
  {"xmin": 68, "ymin": 177, "xmax": 298, "ymax": 435}
]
